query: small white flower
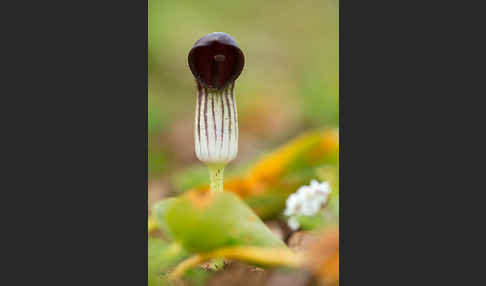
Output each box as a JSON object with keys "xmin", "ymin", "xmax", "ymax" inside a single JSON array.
[
  {"xmin": 300, "ymin": 204, "xmax": 318, "ymax": 216},
  {"xmin": 310, "ymin": 179, "xmax": 331, "ymax": 195},
  {"xmin": 287, "ymin": 216, "xmax": 300, "ymax": 231},
  {"xmin": 309, "ymin": 179, "xmax": 320, "ymax": 189},
  {"xmin": 284, "ymin": 193, "xmax": 300, "ymax": 216},
  {"xmin": 284, "ymin": 179, "xmax": 331, "ymax": 228}
]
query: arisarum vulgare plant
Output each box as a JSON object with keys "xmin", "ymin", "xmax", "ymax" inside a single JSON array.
[{"xmin": 188, "ymin": 32, "xmax": 245, "ymax": 193}]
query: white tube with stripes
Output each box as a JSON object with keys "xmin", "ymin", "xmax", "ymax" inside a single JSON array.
[{"xmin": 194, "ymin": 82, "xmax": 238, "ymax": 164}]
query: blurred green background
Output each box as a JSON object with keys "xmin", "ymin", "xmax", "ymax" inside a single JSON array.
[{"xmin": 148, "ymin": 0, "xmax": 338, "ymax": 200}]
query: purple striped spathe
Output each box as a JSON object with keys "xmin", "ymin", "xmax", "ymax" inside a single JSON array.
[{"xmin": 194, "ymin": 83, "xmax": 238, "ymax": 164}]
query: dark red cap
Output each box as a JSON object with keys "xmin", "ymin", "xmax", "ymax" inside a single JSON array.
[{"xmin": 188, "ymin": 32, "xmax": 245, "ymax": 90}]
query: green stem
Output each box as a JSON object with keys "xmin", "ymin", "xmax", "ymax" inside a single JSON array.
[{"xmin": 208, "ymin": 163, "xmax": 225, "ymax": 193}]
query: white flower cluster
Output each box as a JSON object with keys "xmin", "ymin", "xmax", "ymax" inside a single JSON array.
[{"xmin": 284, "ymin": 180, "xmax": 331, "ymax": 231}]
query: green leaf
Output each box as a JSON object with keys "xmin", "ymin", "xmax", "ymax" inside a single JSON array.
[
  {"xmin": 154, "ymin": 192, "xmax": 285, "ymax": 253},
  {"xmin": 152, "ymin": 198, "xmax": 178, "ymax": 240},
  {"xmin": 148, "ymin": 238, "xmax": 190, "ymax": 286},
  {"xmin": 244, "ymin": 191, "xmax": 288, "ymax": 219}
]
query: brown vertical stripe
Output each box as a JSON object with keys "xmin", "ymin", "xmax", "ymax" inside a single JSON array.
[
  {"xmin": 211, "ymin": 90, "xmax": 217, "ymax": 155},
  {"xmin": 204, "ymin": 88, "xmax": 210, "ymax": 157},
  {"xmin": 225, "ymin": 87, "xmax": 232, "ymax": 150},
  {"xmin": 220, "ymin": 89, "xmax": 225, "ymax": 154},
  {"xmin": 230, "ymin": 82, "xmax": 237, "ymax": 143},
  {"xmin": 197, "ymin": 82, "xmax": 202, "ymax": 146}
]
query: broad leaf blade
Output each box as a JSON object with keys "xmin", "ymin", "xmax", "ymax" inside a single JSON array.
[{"xmin": 155, "ymin": 192, "xmax": 285, "ymax": 253}]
